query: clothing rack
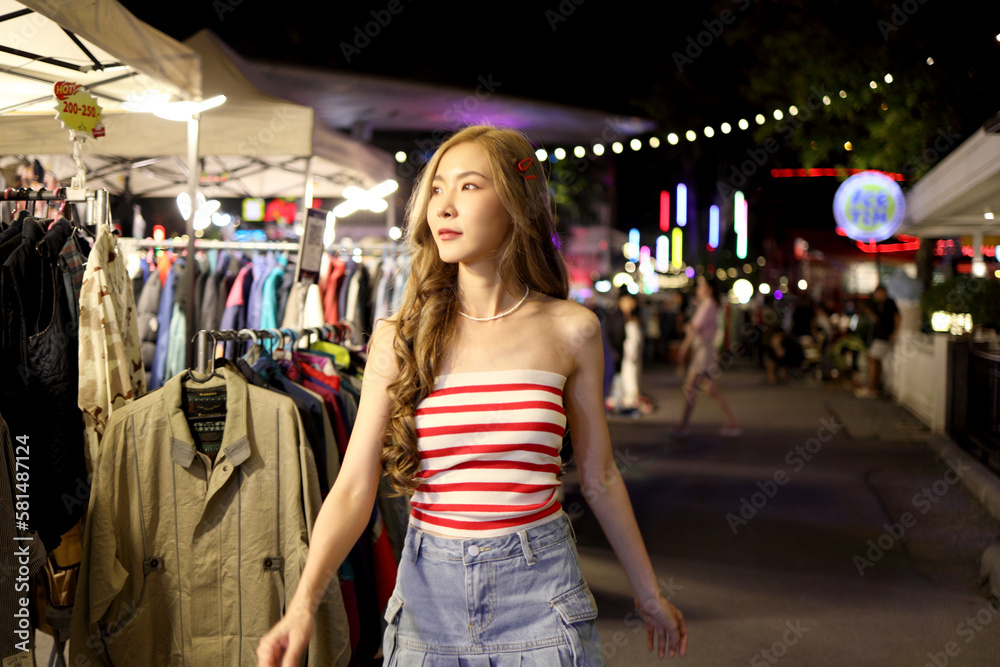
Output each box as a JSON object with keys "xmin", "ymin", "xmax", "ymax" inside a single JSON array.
[
  {"xmin": 193, "ymin": 324, "xmax": 352, "ymax": 375},
  {"xmin": 2, "ymin": 186, "xmax": 110, "ymax": 229},
  {"xmin": 116, "ymin": 237, "xmax": 398, "ymax": 256},
  {"xmin": 118, "ymin": 237, "xmax": 301, "ymax": 255}
]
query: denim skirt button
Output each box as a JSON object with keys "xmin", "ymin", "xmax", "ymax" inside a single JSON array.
[{"xmin": 467, "ymin": 545, "xmax": 480, "ymax": 557}]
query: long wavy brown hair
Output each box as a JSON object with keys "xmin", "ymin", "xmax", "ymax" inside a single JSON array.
[{"xmin": 380, "ymin": 125, "xmax": 569, "ymax": 495}]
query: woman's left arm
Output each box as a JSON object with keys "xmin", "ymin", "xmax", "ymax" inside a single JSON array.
[{"xmin": 562, "ymin": 308, "xmax": 688, "ymax": 659}]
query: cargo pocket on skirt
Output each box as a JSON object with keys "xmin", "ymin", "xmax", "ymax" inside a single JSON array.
[
  {"xmin": 381, "ymin": 593, "xmax": 404, "ymax": 666},
  {"xmin": 550, "ymin": 582, "xmax": 604, "ymax": 666}
]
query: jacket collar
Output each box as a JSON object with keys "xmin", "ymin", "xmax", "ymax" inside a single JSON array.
[{"xmin": 164, "ymin": 360, "xmax": 251, "ymax": 469}]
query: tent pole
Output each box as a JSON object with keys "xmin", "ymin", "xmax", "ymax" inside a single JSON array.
[
  {"xmin": 302, "ymin": 155, "xmax": 315, "ymax": 216},
  {"xmin": 184, "ymin": 113, "xmax": 201, "ymax": 370}
]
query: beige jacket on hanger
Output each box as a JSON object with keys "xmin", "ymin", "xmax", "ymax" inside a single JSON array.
[{"xmin": 69, "ymin": 362, "xmax": 350, "ymax": 666}]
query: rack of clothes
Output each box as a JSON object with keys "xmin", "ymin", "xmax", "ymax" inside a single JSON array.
[
  {"xmin": 114, "ymin": 237, "xmax": 408, "ymax": 392},
  {"xmin": 2, "ymin": 187, "xmax": 411, "ymax": 664},
  {"xmin": 1, "ymin": 185, "xmax": 147, "ymax": 665},
  {"xmin": 69, "ymin": 323, "xmax": 407, "ymax": 666},
  {"xmin": 0, "ymin": 184, "xmax": 121, "ymax": 544}
]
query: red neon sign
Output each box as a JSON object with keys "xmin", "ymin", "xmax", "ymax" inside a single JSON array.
[
  {"xmin": 771, "ymin": 168, "xmax": 905, "ymax": 181},
  {"xmin": 659, "ymin": 190, "xmax": 670, "ymax": 232},
  {"xmin": 934, "ymin": 239, "xmax": 998, "ymax": 257}
]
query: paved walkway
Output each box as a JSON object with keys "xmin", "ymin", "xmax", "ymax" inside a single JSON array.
[{"xmin": 567, "ymin": 360, "xmax": 1000, "ymax": 666}]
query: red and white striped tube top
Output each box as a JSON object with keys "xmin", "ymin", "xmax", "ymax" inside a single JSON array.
[{"xmin": 409, "ymin": 369, "xmax": 568, "ymax": 538}]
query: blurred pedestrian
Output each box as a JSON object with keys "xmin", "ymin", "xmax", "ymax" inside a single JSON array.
[
  {"xmin": 670, "ymin": 276, "xmax": 741, "ymax": 437},
  {"xmin": 619, "ymin": 293, "xmax": 644, "ymax": 412},
  {"xmin": 856, "ymin": 285, "xmax": 899, "ymax": 398},
  {"xmin": 765, "ymin": 329, "xmax": 805, "ymax": 384}
]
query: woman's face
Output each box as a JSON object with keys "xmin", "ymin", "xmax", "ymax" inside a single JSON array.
[{"xmin": 427, "ymin": 142, "xmax": 512, "ymax": 267}]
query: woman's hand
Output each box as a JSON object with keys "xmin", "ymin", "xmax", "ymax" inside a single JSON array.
[
  {"xmin": 256, "ymin": 603, "xmax": 316, "ymax": 667},
  {"xmin": 635, "ymin": 592, "xmax": 688, "ymax": 659}
]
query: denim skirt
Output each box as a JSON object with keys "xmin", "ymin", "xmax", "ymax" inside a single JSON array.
[{"xmin": 382, "ymin": 513, "xmax": 605, "ymax": 666}]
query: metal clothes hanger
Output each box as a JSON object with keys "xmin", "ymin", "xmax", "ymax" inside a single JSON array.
[{"xmin": 186, "ymin": 331, "xmax": 224, "ymax": 383}]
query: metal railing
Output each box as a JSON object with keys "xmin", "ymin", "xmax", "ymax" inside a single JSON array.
[{"xmin": 966, "ymin": 346, "xmax": 1000, "ymax": 473}]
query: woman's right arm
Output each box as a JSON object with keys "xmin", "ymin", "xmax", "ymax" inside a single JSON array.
[{"xmin": 257, "ymin": 320, "xmax": 400, "ymax": 667}]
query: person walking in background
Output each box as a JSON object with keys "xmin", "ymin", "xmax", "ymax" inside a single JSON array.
[
  {"xmin": 765, "ymin": 329, "xmax": 806, "ymax": 385},
  {"xmin": 670, "ymin": 276, "xmax": 741, "ymax": 438},
  {"xmin": 618, "ymin": 292, "xmax": 644, "ymax": 414},
  {"xmin": 855, "ymin": 285, "xmax": 899, "ymax": 399}
]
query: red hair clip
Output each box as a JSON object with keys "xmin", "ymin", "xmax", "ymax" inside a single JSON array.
[{"xmin": 517, "ymin": 157, "xmax": 537, "ymax": 180}]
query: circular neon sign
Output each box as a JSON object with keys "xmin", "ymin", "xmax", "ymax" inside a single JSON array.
[{"xmin": 832, "ymin": 171, "xmax": 905, "ymax": 242}]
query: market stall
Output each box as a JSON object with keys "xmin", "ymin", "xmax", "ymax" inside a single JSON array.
[{"xmin": 1, "ymin": 27, "xmax": 394, "ymax": 201}]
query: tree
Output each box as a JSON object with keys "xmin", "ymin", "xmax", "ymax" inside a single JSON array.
[{"xmin": 719, "ymin": 0, "xmax": 1000, "ymax": 180}]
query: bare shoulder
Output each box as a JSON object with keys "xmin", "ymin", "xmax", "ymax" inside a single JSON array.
[
  {"xmin": 371, "ymin": 313, "xmax": 399, "ymax": 339},
  {"xmin": 532, "ymin": 295, "xmax": 603, "ymax": 354}
]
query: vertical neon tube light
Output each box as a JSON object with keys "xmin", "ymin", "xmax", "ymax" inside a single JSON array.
[
  {"xmin": 734, "ymin": 190, "xmax": 744, "ymax": 232},
  {"xmin": 671, "ymin": 227, "xmax": 683, "ymax": 269},
  {"xmin": 676, "ymin": 183, "xmax": 687, "ymax": 227},
  {"xmin": 655, "ymin": 235, "xmax": 669, "ymax": 272},
  {"xmin": 735, "ymin": 191, "xmax": 748, "ymax": 260},
  {"xmin": 659, "ymin": 191, "xmax": 670, "ymax": 232},
  {"xmin": 709, "ymin": 204, "xmax": 720, "ymax": 249},
  {"xmin": 628, "ymin": 228, "xmax": 640, "ymax": 262}
]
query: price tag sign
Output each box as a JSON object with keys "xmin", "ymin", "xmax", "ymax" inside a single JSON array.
[
  {"xmin": 295, "ymin": 208, "xmax": 330, "ymax": 285},
  {"xmin": 53, "ymin": 81, "xmax": 105, "ymax": 139}
]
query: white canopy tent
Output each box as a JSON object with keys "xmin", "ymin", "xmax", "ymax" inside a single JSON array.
[
  {"xmin": 901, "ymin": 124, "xmax": 1000, "ymax": 277},
  {"xmin": 0, "ymin": 0, "xmax": 203, "ymax": 206},
  {"xmin": 902, "ymin": 127, "xmax": 1000, "ymax": 239},
  {"xmin": 1, "ymin": 26, "xmax": 394, "ymax": 200},
  {"xmin": 0, "ymin": 0, "xmax": 201, "ymax": 115}
]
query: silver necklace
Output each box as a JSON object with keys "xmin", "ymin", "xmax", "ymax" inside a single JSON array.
[{"xmin": 458, "ymin": 285, "xmax": 530, "ymax": 322}]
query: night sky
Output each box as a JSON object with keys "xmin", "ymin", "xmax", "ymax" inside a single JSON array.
[{"xmin": 118, "ymin": 1, "xmax": 1000, "ymax": 250}]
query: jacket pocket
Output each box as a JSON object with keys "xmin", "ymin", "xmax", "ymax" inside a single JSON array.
[
  {"xmin": 381, "ymin": 593, "xmax": 404, "ymax": 666},
  {"xmin": 550, "ymin": 583, "xmax": 604, "ymax": 666}
]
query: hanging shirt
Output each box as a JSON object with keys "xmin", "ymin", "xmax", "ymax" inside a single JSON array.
[
  {"xmin": 303, "ymin": 283, "xmax": 325, "ymax": 329},
  {"xmin": 166, "ymin": 301, "xmax": 187, "ymax": 381},
  {"xmin": 136, "ymin": 271, "xmax": 161, "ymax": 372},
  {"xmin": 156, "ymin": 250, "xmax": 173, "ymax": 287},
  {"xmin": 50, "ymin": 219, "xmax": 89, "ymax": 328},
  {"xmin": 338, "ymin": 258, "xmax": 355, "ymax": 323},
  {"xmin": 281, "ymin": 282, "xmax": 307, "ymax": 331},
  {"xmin": 200, "ymin": 250, "xmax": 232, "ymax": 332},
  {"xmin": 259, "ymin": 258, "xmax": 286, "ymax": 331},
  {"xmin": 149, "ymin": 257, "xmax": 183, "ymax": 390},
  {"xmin": 69, "ymin": 364, "xmax": 350, "ymax": 666},
  {"xmin": 390, "ymin": 258, "xmax": 408, "ymax": 314},
  {"xmin": 77, "ymin": 224, "xmax": 146, "ymax": 471},
  {"xmin": 344, "ymin": 263, "xmax": 371, "ymax": 345},
  {"xmin": 246, "ymin": 253, "xmax": 275, "ymax": 330},
  {"xmin": 1, "ymin": 216, "xmax": 88, "ymax": 550},
  {"xmin": 275, "ymin": 258, "xmax": 296, "ymax": 326},
  {"xmin": 373, "ymin": 256, "xmax": 394, "ymax": 325},
  {"xmin": 219, "ymin": 261, "xmax": 253, "ymax": 358},
  {"xmin": 323, "ymin": 256, "xmax": 347, "ymax": 324}
]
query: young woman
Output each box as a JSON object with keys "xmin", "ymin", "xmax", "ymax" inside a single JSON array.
[
  {"xmin": 257, "ymin": 125, "xmax": 687, "ymax": 666},
  {"xmin": 671, "ymin": 276, "xmax": 741, "ymax": 437}
]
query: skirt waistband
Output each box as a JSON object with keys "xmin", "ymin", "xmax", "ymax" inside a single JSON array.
[{"xmin": 406, "ymin": 513, "xmax": 577, "ymax": 566}]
